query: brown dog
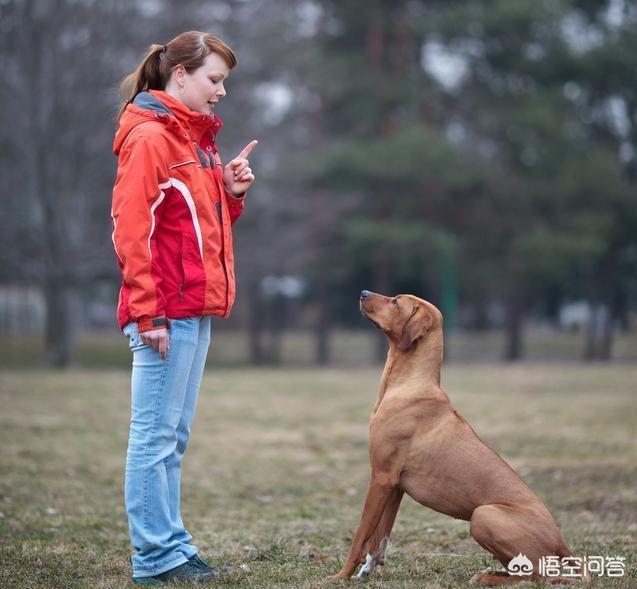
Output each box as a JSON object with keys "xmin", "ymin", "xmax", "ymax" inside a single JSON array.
[{"xmin": 328, "ymin": 291, "xmax": 578, "ymax": 585}]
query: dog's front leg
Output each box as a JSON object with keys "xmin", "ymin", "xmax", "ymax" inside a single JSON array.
[
  {"xmin": 328, "ymin": 476, "xmax": 397, "ymax": 581},
  {"xmin": 357, "ymin": 488, "xmax": 404, "ymax": 578}
]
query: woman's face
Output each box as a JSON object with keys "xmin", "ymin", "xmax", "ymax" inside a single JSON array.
[{"xmin": 177, "ymin": 52, "xmax": 230, "ymax": 115}]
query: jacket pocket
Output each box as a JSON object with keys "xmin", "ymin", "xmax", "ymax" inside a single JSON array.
[
  {"xmin": 178, "ymin": 236, "xmax": 206, "ymax": 298},
  {"xmin": 168, "ymin": 158, "xmax": 198, "ymax": 171}
]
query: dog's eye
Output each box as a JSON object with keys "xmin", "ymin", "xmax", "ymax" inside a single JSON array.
[{"xmin": 391, "ymin": 298, "xmax": 398, "ymax": 305}]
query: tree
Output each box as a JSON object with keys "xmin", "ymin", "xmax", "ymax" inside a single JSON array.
[
  {"xmin": 0, "ymin": 0, "xmax": 136, "ymax": 365},
  {"xmin": 425, "ymin": 0, "xmax": 637, "ymax": 360},
  {"xmin": 312, "ymin": 0, "xmax": 466, "ymax": 361}
]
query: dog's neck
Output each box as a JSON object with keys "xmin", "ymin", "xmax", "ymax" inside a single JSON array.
[{"xmin": 373, "ymin": 329, "xmax": 444, "ymax": 414}]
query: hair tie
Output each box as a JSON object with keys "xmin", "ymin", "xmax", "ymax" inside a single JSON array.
[{"xmin": 159, "ymin": 45, "xmax": 167, "ymax": 59}]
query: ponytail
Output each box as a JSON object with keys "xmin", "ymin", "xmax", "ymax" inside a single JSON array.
[
  {"xmin": 117, "ymin": 44, "xmax": 168, "ymax": 123},
  {"xmin": 117, "ymin": 32, "xmax": 237, "ymax": 124}
]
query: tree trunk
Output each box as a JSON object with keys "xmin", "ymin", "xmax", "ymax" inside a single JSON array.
[
  {"xmin": 438, "ymin": 247, "xmax": 458, "ymax": 363},
  {"xmin": 268, "ymin": 296, "xmax": 284, "ymax": 366},
  {"xmin": 314, "ymin": 281, "xmax": 330, "ymax": 365},
  {"xmin": 44, "ymin": 278, "xmax": 73, "ymax": 367},
  {"xmin": 503, "ymin": 283, "xmax": 524, "ymax": 361},
  {"xmin": 24, "ymin": 8, "xmax": 74, "ymax": 368},
  {"xmin": 597, "ymin": 307, "xmax": 613, "ymax": 361},
  {"xmin": 583, "ymin": 302, "xmax": 598, "ymax": 361},
  {"xmin": 583, "ymin": 303, "xmax": 613, "ymax": 361},
  {"xmin": 247, "ymin": 285, "xmax": 265, "ymax": 365}
]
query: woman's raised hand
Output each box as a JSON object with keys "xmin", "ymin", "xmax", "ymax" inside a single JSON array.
[{"xmin": 223, "ymin": 140, "xmax": 257, "ymax": 196}]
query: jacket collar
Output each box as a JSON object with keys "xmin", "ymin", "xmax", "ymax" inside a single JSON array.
[{"xmin": 134, "ymin": 89, "xmax": 223, "ymax": 143}]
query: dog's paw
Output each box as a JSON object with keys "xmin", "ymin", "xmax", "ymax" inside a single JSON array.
[
  {"xmin": 327, "ymin": 572, "xmax": 351, "ymax": 581},
  {"xmin": 469, "ymin": 569, "xmax": 492, "ymax": 584},
  {"xmin": 356, "ymin": 554, "xmax": 377, "ymax": 579}
]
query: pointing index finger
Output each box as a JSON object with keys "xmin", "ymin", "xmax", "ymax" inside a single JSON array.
[{"xmin": 237, "ymin": 139, "xmax": 258, "ymax": 159}]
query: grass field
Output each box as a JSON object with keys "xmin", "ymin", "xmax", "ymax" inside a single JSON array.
[{"xmin": 0, "ymin": 363, "xmax": 635, "ymax": 588}]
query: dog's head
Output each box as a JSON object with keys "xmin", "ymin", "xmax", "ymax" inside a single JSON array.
[{"xmin": 359, "ymin": 290, "xmax": 442, "ymax": 352}]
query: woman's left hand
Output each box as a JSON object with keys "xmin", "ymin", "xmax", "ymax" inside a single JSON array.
[{"xmin": 224, "ymin": 140, "xmax": 258, "ymax": 197}]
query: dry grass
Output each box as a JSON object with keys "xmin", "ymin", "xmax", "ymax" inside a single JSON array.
[{"xmin": 0, "ymin": 363, "xmax": 635, "ymax": 588}]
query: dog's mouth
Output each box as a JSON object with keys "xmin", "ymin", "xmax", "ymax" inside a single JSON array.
[
  {"xmin": 360, "ymin": 303, "xmax": 382, "ymax": 330},
  {"xmin": 365, "ymin": 316, "xmax": 382, "ymax": 330}
]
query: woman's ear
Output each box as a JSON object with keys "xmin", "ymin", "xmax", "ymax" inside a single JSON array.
[
  {"xmin": 172, "ymin": 65, "xmax": 186, "ymax": 88},
  {"xmin": 397, "ymin": 307, "xmax": 432, "ymax": 352}
]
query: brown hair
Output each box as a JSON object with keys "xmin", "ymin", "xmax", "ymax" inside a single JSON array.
[{"xmin": 118, "ymin": 31, "xmax": 236, "ymax": 122}]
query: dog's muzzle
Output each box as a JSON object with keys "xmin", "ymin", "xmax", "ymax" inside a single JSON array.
[{"xmin": 360, "ymin": 295, "xmax": 381, "ymax": 330}]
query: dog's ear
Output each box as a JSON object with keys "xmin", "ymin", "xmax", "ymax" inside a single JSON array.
[{"xmin": 397, "ymin": 307, "xmax": 432, "ymax": 351}]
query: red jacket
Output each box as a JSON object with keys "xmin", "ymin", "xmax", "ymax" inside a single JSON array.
[{"xmin": 111, "ymin": 90, "xmax": 245, "ymax": 332}]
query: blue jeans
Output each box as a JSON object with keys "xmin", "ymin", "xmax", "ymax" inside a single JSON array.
[{"xmin": 123, "ymin": 317, "xmax": 211, "ymax": 578}]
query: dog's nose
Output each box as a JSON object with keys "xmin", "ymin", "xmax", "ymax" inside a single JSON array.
[{"xmin": 360, "ymin": 290, "xmax": 372, "ymax": 300}]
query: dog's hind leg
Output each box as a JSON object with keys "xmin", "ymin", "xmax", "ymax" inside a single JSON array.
[
  {"xmin": 357, "ymin": 489, "xmax": 404, "ymax": 578},
  {"xmin": 469, "ymin": 504, "xmax": 577, "ymax": 585}
]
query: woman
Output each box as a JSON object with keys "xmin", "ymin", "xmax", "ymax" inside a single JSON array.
[{"xmin": 111, "ymin": 31, "xmax": 256, "ymax": 585}]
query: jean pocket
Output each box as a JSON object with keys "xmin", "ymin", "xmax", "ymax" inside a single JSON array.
[{"xmin": 123, "ymin": 323, "xmax": 147, "ymax": 352}]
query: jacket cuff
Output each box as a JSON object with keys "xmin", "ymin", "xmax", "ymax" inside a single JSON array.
[
  {"xmin": 137, "ymin": 315, "xmax": 170, "ymax": 333},
  {"xmin": 226, "ymin": 189, "xmax": 247, "ymax": 204}
]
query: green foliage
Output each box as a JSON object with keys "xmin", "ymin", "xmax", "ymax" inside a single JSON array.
[
  {"xmin": 308, "ymin": 0, "xmax": 637, "ymax": 352},
  {"xmin": 320, "ymin": 125, "xmax": 463, "ymax": 191},
  {"xmin": 343, "ymin": 217, "xmax": 456, "ymax": 285}
]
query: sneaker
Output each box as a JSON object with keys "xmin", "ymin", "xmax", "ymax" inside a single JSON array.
[
  {"xmin": 132, "ymin": 560, "xmax": 219, "ymax": 584},
  {"xmin": 189, "ymin": 555, "xmax": 233, "ymax": 577},
  {"xmin": 188, "ymin": 554, "xmax": 218, "ymax": 574}
]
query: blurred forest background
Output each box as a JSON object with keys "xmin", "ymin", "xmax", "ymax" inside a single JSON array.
[{"xmin": 1, "ymin": 0, "xmax": 636, "ymax": 367}]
